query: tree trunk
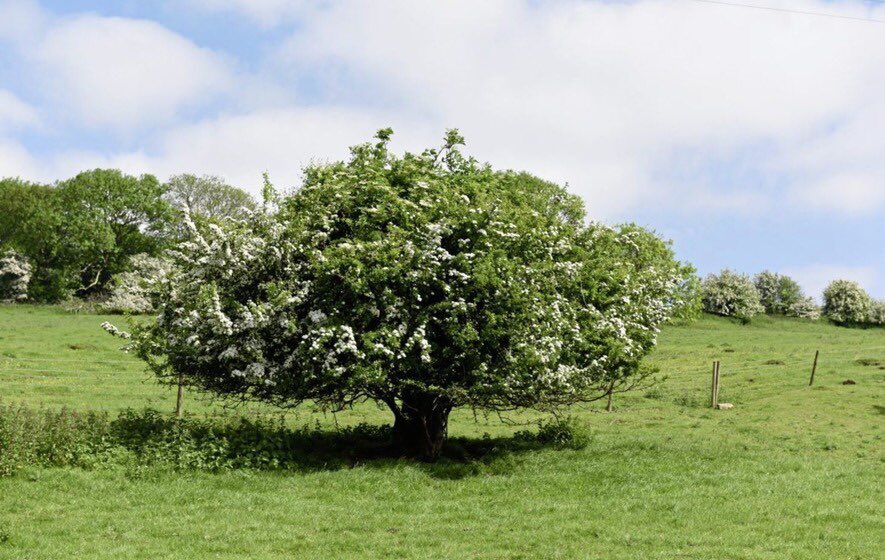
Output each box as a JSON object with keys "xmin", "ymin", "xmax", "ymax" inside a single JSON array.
[
  {"xmin": 605, "ymin": 380, "xmax": 615, "ymax": 412},
  {"xmin": 389, "ymin": 395, "xmax": 452, "ymax": 461},
  {"xmin": 175, "ymin": 374, "xmax": 185, "ymax": 418}
]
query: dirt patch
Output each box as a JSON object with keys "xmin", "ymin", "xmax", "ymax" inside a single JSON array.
[{"xmin": 855, "ymin": 358, "xmax": 881, "ymax": 367}]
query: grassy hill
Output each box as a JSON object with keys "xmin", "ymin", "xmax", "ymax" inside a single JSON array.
[{"xmin": 0, "ymin": 305, "xmax": 882, "ymax": 559}]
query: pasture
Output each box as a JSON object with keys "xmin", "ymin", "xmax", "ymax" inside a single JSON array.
[{"xmin": 0, "ymin": 304, "xmax": 882, "ymax": 559}]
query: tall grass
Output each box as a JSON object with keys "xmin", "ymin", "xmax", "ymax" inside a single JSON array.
[{"xmin": 0, "ymin": 404, "xmax": 587, "ymax": 476}]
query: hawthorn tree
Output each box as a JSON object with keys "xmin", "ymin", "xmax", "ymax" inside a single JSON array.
[
  {"xmin": 130, "ymin": 130, "xmax": 691, "ymax": 459},
  {"xmin": 823, "ymin": 280, "xmax": 874, "ymax": 325},
  {"xmin": 754, "ymin": 271, "xmax": 802, "ymax": 314},
  {"xmin": 701, "ymin": 269, "xmax": 764, "ymax": 322}
]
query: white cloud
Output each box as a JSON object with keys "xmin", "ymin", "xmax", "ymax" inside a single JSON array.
[
  {"xmin": 3, "ymin": 0, "xmax": 885, "ymax": 221},
  {"xmin": 0, "ymin": 90, "xmax": 39, "ymax": 131},
  {"xmin": 0, "ymin": 0, "xmax": 47, "ymax": 43},
  {"xmin": 35, "ymin": 15, "xmax": 233, "ymax": 129},
  {"xmin": 782, "ymin": 264, "xmax": 881, "ymax": 301},
  {"xmin": 183, "ymin": 0, "xmax": 319, "ymax": 26},
  {"xmin": 793, "ymin": 173, "xmax": 885, "ymax": 216},
  {"xmin": 46, "ymin": 107, "xmax": 436, "ymax": 193},
  {"xmin": 0, "ymin": 137, "xmax": 38, "ymax": 178},
  {"xmin": 266, "ymin": 0, "xmax": 885, "ymax": 217}
]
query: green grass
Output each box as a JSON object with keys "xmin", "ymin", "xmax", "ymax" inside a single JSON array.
[{"xmin": 1, "ymin": 305, "xmax": 883, "ymax": 559}]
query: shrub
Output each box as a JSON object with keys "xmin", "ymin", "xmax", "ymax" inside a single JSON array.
[
  {"xmin": 869, "ymin": 300, "xmax": 885, "ymax": 326},
  {"xmin": 0, "ymin": 404, "xmax": 113, "ymax": 476},
  {"xmin": 515, "ymin": 416, "xmax": 590, "ymax": 450},
  {"xmin": 822, "ymin": 280, "xmax": 872, "ymax": 325},
  {"xmin": 102, "ymin": 254, "xmax": 172, "ymax": 314},
  {"xmin": 754, "ymin": 271, "xmax": 803, "ymax": 314},
  {"xmin": 701, "ymin": 269, "xmax": 763, "ymax": 321},
  {"xmin": 0, "ymin": 250, "xmax": 31, "ymax": 302},
  {"xmin": 787, "ymin": 296, "xmax": 821, "ymax": 320}
]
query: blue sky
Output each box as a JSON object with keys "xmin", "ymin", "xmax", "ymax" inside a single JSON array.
[{"xmin": 0, "ymin": 0, "xmax": 882, "ymax": 299}]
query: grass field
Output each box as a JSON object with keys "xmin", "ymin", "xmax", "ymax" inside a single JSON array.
[{"xmin": 0, "ymin": 304, "xmax": 883, "ymax": 559}]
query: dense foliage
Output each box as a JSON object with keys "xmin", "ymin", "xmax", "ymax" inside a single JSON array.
[
  {"xmin": 822, "ymin": 280, "xmax": 870, "ymax": 324},
  {"xmin": 701, "ymin": 269, "xmax": 764, "ymax": 322},
  {"xmin": 0, "ymin": 172, "xmax": 254, "ymax": 303},
  {"xmin": 0, "ymin": 178, "xmax": 70, "ymax": 301},
  {"xmin": 822, "ymin": 280, "xmax": 879, "ymax": 326},
  {"xmin": 754, "ymin": 271, "xmax": 803, "ymax": 315},
  {"xmin": 54, "ymin": 169, "xmax": 173, "ymax": 296},
  {"xmin": 787, "ymin": 296, "xmax": 821, "ymax": 320},
  {"xmin": 102, "ymin": 254, "xmax": 173, "ymax": 314},
  {"xmin": 0, "ymin": 250, "xmax": 31, "ymax": 302},
  {"xmin": 869, "ymin": 301, "xmax": 885, "ymax": 326},
  {"xmin": 668, "ymin": 274, "xmax": 703, "ymax": 322},
  {"xmin": 164, "ymin": 174, "xmax": 257, "ymax": 224},
  {"xmin": 128, "ymin": 130, "xmax": 692, "ymax": 458}
]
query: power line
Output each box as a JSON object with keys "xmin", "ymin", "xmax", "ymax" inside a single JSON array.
[{"xmin": 688, "ymin": 0, "xmax": 885, "ymax": 23}]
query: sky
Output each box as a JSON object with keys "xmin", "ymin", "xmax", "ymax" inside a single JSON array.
[{"xmin": 0, "ymin": 0, "xmax": 883, "ymax": 299}]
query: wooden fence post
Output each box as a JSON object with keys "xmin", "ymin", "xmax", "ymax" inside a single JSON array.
[
  {"xmin": 714, "ymin": 361, "xmax": 720, "ymax": 408},
  {"xmin": 809, "ymin": 350, "xmax": 819, "ymax": 386},
  {"xmin": 711, "ymin": 361, "xmax": 720, "ymax": 409}
]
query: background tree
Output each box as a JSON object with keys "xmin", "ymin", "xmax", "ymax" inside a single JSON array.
[
  {"xmin": 823, "ymin": 280, "xmax": 873, "ymax": 325},
  {"xmin": 55, "ymin": 169, "xmax": 173, "ymax": 296},
  {"xmin": 129, "ymin": 130, "xmax": 691, "ymax": 460},
  {"xmin": 701, "ymin": 269, "xmax": 763, "ymax": 322},
  {"xmin": 754, "ymin": 271, "xmax": 803, "ymax": 314},
  {"xmin": 0, "ymin": 178, "xmax": 71, "ymax": 301},
  {"xmin": 164, "ymin": 174, "xmax": 256, "ymax": 224}
]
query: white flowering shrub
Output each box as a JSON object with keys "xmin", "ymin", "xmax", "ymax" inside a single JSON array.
[
  {"xmin": 0, "ymin": 250, "xmax": 31, "ymax": 302},
  {"xmin": 822, "ymin": 280, "xmax": 872, "ymax": 325},
  {"xmin": 701, "ymin": 269, "xmax": 763, "ymax": 322},
  {"xmin": 754, "ymin": 271, "xmax": 803, "ymax": 315},
  {"xmin": 787, "ymin": 296, "xmax": 821, "ymax": 320},
  {"xmin": 101, "ymin": 321, "xmax": 131, "ymax": 339},
  {"xmin": 129, "ymin": 130, "xmax": 692, "ymax": 459},
  {"xmin": 868, "ymin": 300, "xmax": 885, "ymax": 326},
  {"xmin": 102, "ymin": 254, "xmax": 172, "ymax": 314}
]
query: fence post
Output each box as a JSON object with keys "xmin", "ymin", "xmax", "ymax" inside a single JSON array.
[
  {"xmin": 711, "ymin": 361, "xmax": 720, "ymax": 409},
  {"xmin": 715, "ymin": 361, "xmax": 720, "ymax": 408},
  {"xmin": 809, "ymin": 350, "xmax": 819, "ymax": 386}
]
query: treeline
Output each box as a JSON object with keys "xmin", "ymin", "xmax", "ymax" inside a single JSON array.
[
  {"xmin": 0, "ymin": 170, "xmax": 255, "ymax": 303},
  {"xmin": 0, "ymin": 169, "xmax": 882, "ymax": 329},
  {"xmin": 700, "ymin": 269, "xmax": 884, "ymax": 327}
]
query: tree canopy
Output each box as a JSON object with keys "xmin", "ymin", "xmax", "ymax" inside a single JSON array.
[
  {"xmin": 0, "ymin": 170, "xmax": 173, "ymax": 300},
  {"xmin": 130, "ymin": 130, "xmax": 692, "ymax": 459},
  {"xmin": 164, "ymin": 174, "xmax": 256, "ymax": 223},
  {"xmin": 56, "ymin": 169, "xmax": 172, "ymax": 295}
]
